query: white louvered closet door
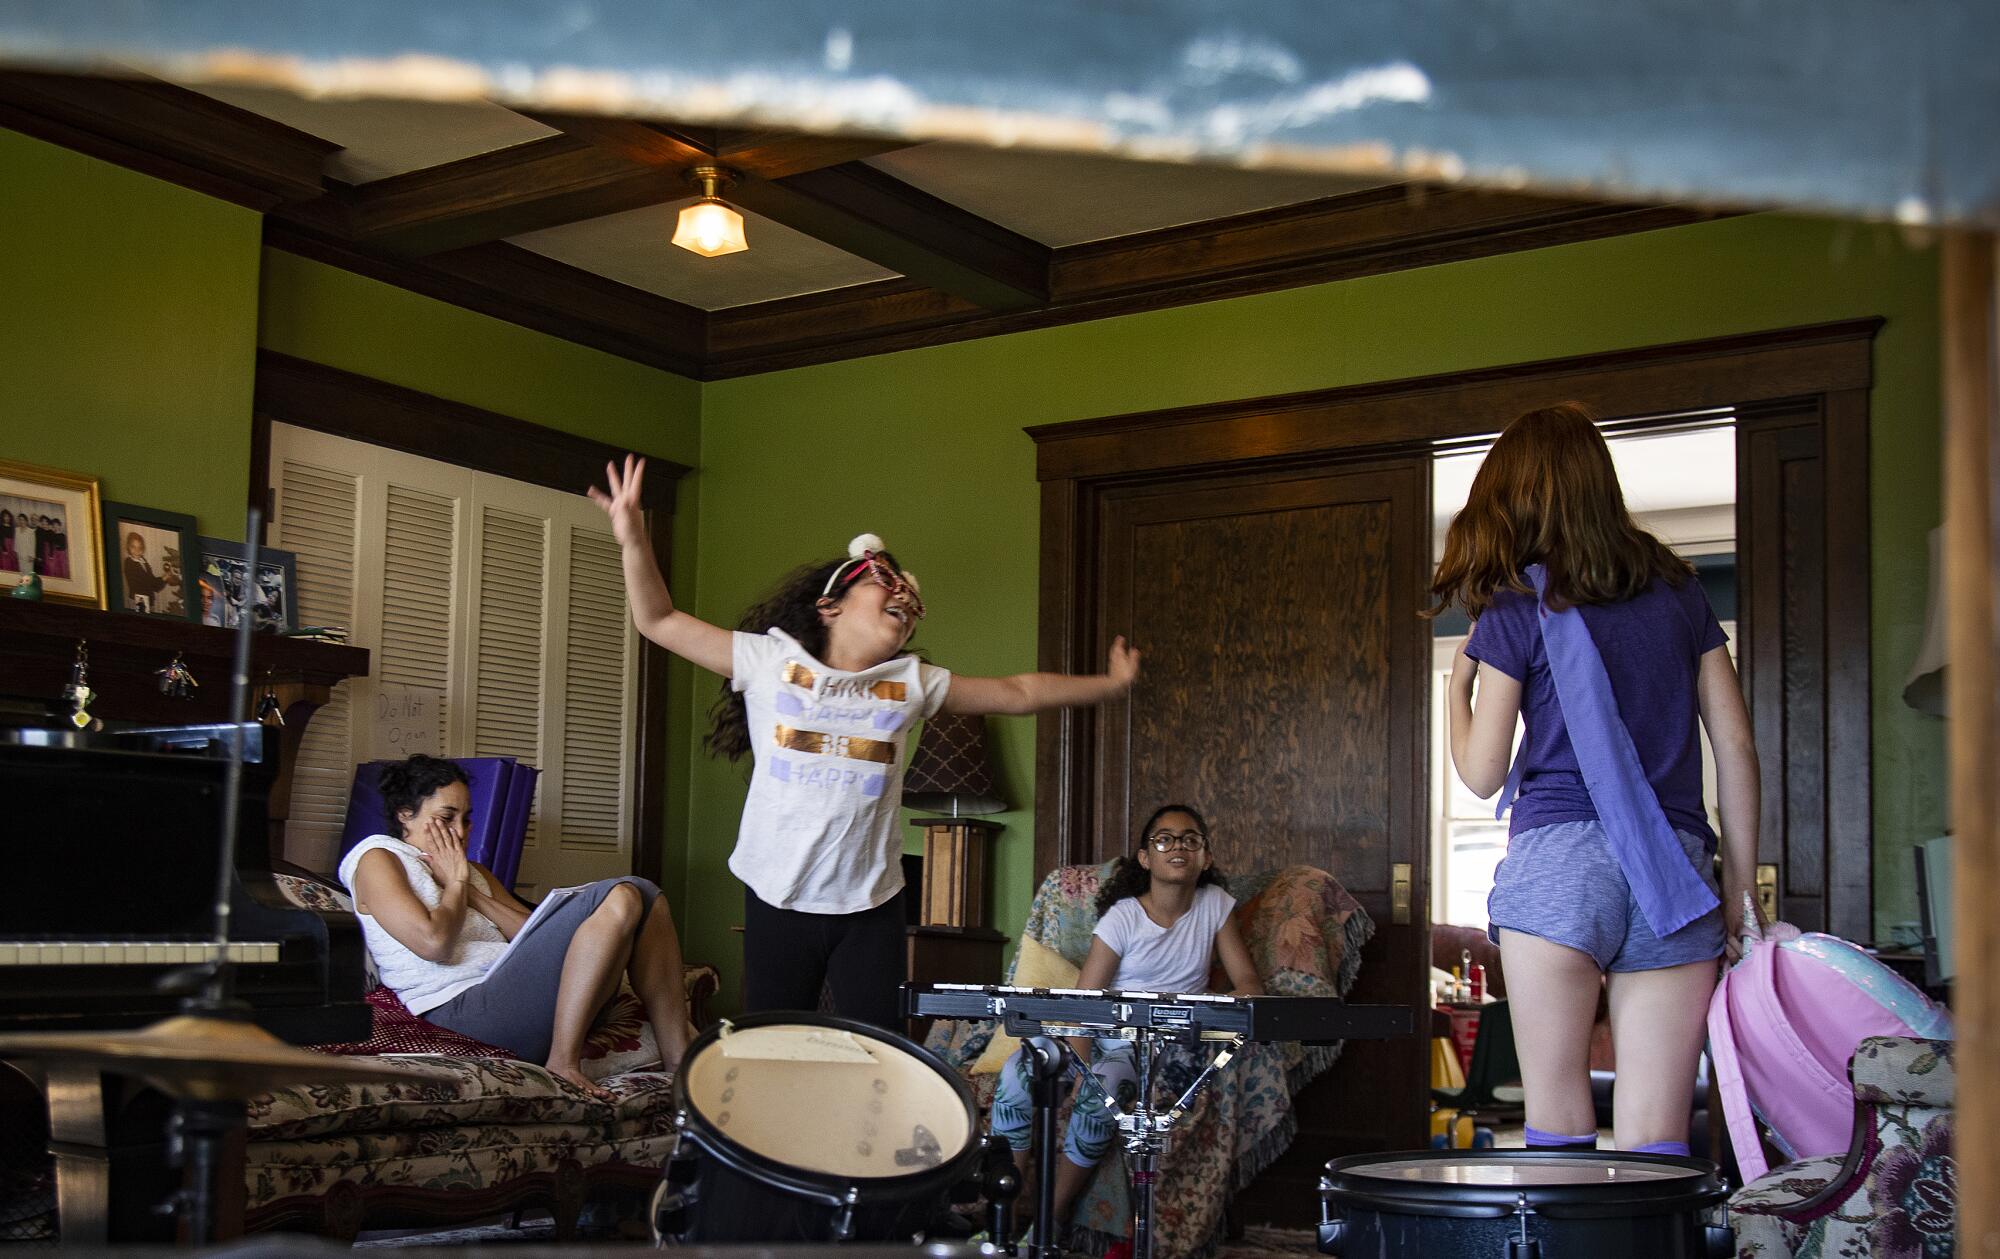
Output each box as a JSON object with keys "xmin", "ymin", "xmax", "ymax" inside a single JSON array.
[
  {"xmin": 271, "ymin": 453, "xmax": 363, "ymax": 872},
  {"xmin": 472, "ymin": 476, "xmax": 638, "ymax": 896},
  {"xmin": 269, "ymin": 423, "xmax": 637, "ymax": 891}
]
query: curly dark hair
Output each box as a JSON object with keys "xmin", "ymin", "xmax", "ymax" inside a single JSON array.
[
  {"xmin": 1094, "ymin": 803, "xmax": 1227, "ymax": 916},
  {"xmin": 378, "ymin": 754, "xmax": 469, "ymax": 837},
  {"xmin": 706, "ymin": 556, "xmax": 925, "ymax": 761}
]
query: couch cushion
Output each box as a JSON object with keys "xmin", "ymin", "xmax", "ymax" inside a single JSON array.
[
  {"xmin": 247, "ymin": 1058, "xmax": 676, "ymax": 1142},
  {"xmin": 245, "ymin": 1094, "xmax": 677, "ymax": 1214}
]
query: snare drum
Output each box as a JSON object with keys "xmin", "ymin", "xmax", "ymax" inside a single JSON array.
[
  {"xmin": 1318, "ymin": 1150, "xmax": 1733, "ymax": 1258},
  {"xmin": 654, "ymin": 1013, "xmax": 982, "ymax": 1244}
]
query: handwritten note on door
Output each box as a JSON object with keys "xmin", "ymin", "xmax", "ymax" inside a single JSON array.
[{"xmin": 372, "ymin": 684, "xmax": 443, "ymax": 759}]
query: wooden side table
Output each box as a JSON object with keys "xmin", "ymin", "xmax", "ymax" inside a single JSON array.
[{"xmin": 905, "ymin": 924, "xmax": 1007, "ymax": 1041}]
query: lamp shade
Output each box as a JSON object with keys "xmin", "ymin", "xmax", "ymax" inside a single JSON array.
[
  {"xmin": 903, "ymin": 714, "xmax": 1007, "ymax": 815},
  {"xmin": 1903, "ymin": 525, "xmax": 1947, "ymax": 716}
]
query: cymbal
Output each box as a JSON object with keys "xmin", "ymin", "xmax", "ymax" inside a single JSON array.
[{"xmin": 0, "ymin": 1014, "xmax": 456, "ymax": 1102}]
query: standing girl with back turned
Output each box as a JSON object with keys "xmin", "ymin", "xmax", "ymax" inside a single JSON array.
[
  {"xmin": 1433, "ymin": 403, "xmax": 1760, "ymax": 1157},
  {"xmin": 591, "ymin": 456, "xmax": 1139, "ymax": 1030}
]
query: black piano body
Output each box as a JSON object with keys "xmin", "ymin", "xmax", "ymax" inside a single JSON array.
[{"xmin": 0, "ymin": 722, "xmax": 370, "ymax": 1044}]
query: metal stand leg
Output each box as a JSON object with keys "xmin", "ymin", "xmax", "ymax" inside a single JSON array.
[
  {"xmin": 980, "ymin": 1134, "xmax": 1022, "ymax": 1257},
  {"xmin": 1118, "ymin": 1032, "xmax": 1245, "ymax": 1259},
  {"xmin": 1025, "ymin": 1037, "xmax": 1072, "ymax": 1259}
]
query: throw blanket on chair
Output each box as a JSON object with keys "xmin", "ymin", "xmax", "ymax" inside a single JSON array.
[{"xmin": 924, "ymin": 862, "xmax": 1374, "ymax": 1259}]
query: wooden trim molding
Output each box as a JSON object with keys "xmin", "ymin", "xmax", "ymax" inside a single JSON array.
[
  {"xmin": 252, "ymin": 350, "xmax": 689, "ymax": 511},
  {"xmin": 1029, "ymin": 320, "xmax": 1880, "ymax": 925},
  {"xmin": 1028, "ymin": 318, "xmax": 1882, "ymax": 481}
]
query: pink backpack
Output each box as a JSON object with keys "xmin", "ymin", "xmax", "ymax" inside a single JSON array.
[{"xmin": 1708, "ymin": 906, "xmax": 1953, "ymax": 1181}]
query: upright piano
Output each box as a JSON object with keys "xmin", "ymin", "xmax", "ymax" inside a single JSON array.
[{"xmin": 0, "ymin": 721, "xmax": 371, "ymax": 1043}]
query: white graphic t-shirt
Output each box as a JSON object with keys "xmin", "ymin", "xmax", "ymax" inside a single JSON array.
[
  {"xmin": 1093, "ymin": 883, "xmax": 1238, "ymax": 995},
  {"xmin": 730, "ymin": 628, "xmax": 953, "ymax": 914}
]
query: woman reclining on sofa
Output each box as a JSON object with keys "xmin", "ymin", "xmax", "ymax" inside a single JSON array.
[{"xmin": 340, "ymin": 754, "xmax": 696, "ymax": 1098}]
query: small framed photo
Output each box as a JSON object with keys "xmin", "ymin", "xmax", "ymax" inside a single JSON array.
[
  {"xmin": 195, "ymin": 537, "xmax": 298, "ymax": 633},
  {"xmin": 0, "ymin": 458, "xmax": 104, "ymax": 609},
  {"xmin": 102, "ymin": 502, "xmax": 198, "ymax": 620}
]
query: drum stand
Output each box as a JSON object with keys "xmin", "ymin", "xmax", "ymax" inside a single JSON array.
[{"xmin": 1117, "ymin": 1031, "xmax": 1246, "ymax": 1259}]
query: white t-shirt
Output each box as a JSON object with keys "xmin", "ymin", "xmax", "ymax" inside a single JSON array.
[
  {"xmin": 1092, "ymin": 883, "xmax": 1238, "ymax": 995},
  {"xmin": 729, "ymin": 628, "xmax": 953, "ymax": 914},
  {"xmin": 337, "ymin": 835, "xmax": 506, "ymax": 1015}
]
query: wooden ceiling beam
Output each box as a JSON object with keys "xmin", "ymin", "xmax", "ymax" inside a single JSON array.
[
  {"xmin": 265, "ymin": 221, "xmax": 708, "ymax": 379},
  {"xmin": 0, "ymin": 69, "xmax": 336, "ymax": 210},
  {"xmin": 335, "ymin": 134, "xmax": 686, "ymax": 256},
  {"xmin": 729, "ymin": 162, "xmax": 1050, "ymax": 310}
]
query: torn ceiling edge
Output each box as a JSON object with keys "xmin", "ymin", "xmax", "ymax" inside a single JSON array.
[{"xmin": 0, "ymin": 0, "xmax": 1995, "ymax": 226}]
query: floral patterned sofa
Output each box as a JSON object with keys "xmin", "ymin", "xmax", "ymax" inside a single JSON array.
[
  {"xmin": 245, "ymin": 872, "xmax": 717, "ymax": 1240},
  {"xmin": 923, "ymin": 862, "xmax": 1374, "ymax": 1259},
  {"xmin": 1730, "ymin": 1036, "xmax": 1955, "ymax": 1259}
]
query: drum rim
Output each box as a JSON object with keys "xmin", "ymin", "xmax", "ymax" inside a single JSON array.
[
  {"xmin": 671, "ymin": 1010, "xmax": 981, "ymax": 1194},
  {"xmin": 1320, "ymin": 1149, "xmax": 1729, "ymax": 1213}
]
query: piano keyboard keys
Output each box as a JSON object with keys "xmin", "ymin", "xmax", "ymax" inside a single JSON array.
[{"xmin": 0, "ymin": 941, "xmax": 282, "ymax": 966}]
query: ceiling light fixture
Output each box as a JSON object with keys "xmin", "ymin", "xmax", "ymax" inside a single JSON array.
[{"xmin": 672, "ymin": 165, "xmax": 748, "ymax": 257}]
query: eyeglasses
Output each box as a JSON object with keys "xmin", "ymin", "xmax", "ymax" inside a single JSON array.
[
  {"xmin": 1147, "ymin": 831, "xmax": 1208, "ymax": 852},
  {"xmin": 825, "ymin": 550, "xmax": 926, "ymax": 620}
]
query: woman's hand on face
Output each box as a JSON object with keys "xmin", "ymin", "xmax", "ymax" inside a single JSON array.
[
  {"xmin": 418, "ymin": 817, "xmax": 470, "ymax": 888},
  {"xmin": 1107, "ymin": 635, "xmax": 1141, "ymax": 690},
  {"xmin": 585, "ymin": 454, "xmax": 648, "ymax": 549}
]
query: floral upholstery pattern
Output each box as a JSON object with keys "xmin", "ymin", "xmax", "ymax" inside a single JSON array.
[
  {"xmin": 246, "ymin": 868, "xmax": 716, "ymax": 1237},
  {"xmin": 1732, "ymin": 1036, "xmax": 1955, "ymax": 1259},
  {"xmin": 925, "ymin": 862, "xmax": 1373, "ymax": 1259}
]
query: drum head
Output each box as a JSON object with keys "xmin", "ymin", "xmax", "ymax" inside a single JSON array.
[
  {"xmin": 681, "ymin": 1018, "xmax": 973, "ymax": 1180},
  {"xmin": 1350, "ymin": 1154, "xmax": 1697, "ymax": 1187},
  {"xmin": 1323, "ymin": 1150, "xmax": 1727, "ymax": 1214}
]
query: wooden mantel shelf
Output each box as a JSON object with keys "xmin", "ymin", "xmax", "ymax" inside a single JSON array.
[
  {"xmin": 0, "ymin": 598, "xmax": 371, "ymax": 864},
  {"xmin": 0, "ymin": 598, "xmax": 367, "ymax": 713}
]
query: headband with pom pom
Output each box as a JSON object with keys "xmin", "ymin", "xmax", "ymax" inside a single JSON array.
[{"xmin": 822, "ymin": 533, "xmax": 921, "ymax": 602}]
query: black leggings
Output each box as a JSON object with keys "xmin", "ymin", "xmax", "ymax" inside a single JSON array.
[{"xmin": 741, "ymin": 888, "xmax": 905, "ymax": 1031}]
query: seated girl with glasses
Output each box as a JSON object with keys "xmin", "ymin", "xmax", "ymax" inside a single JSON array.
[{"xmin": 989, "ymin": 804, "xmax": 1262, "ymax": 1237}]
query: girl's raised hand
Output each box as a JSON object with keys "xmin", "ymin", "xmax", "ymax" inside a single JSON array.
[
  {"xmin": 1107, "ymin": 635, "xmax": 1141, "ymax": 690},
  {"xmin": 585, "ymin": 454, "xmax": 648, "ymax": 549}
]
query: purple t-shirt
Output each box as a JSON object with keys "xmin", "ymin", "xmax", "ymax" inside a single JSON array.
[{"xmin": 1465, "ymin": 575, "xmax": 1728, "ymax": 845}]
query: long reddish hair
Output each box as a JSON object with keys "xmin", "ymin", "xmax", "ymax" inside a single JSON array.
[{"xmin": 1429, "ymin": 403, "xmax": 1689, "ymax": 618}]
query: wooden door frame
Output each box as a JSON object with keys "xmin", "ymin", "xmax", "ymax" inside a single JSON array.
[
  {"xmin": 1029, "ymin": 318, "xmax": 1881, "ymax": 930},
  {"xmin": 247, "ymin": 352, "xmax": 693, "ymax": 885}
]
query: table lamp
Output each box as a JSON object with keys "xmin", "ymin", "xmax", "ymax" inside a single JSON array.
[{"xmin": 903, "ymin": 713, "xmax": 1007, "ymax": 928}]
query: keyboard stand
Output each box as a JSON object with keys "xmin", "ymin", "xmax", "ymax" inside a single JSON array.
[{"xmin": 1118, "ymin": 1030, "xmax": 1247, "ymax": 1259}]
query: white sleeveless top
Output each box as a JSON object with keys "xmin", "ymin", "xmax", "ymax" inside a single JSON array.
[{"xmin": 337, "ymin": 835, "xmax": 507, "ymax": 1015}]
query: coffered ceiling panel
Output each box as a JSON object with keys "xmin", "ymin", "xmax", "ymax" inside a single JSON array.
[
  {"xmin": 185, "ymin": 83, "xmax": 558, "ymax": 182},
  {"xmin": 866, "ymin": 143, "xmax": 1397, "ymax": 246},
  {"xmin": 509, "ymin": 198, "xmax": 899, "ymax": 310}
]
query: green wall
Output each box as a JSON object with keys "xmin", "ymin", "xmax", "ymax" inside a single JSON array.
[
  {"xmin": 1, "ymin": 124, "xmax": 706, "ymax": 906},
  {"xmin": 0, "ymin": 127, "xmax": 262, "ymax": 533},
  {"xmin": 695, "ymin": 213, "xmax": 1943, "ymax": 1013}
]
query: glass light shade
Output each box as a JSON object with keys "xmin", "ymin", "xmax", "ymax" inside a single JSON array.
[{"xmin": 672, "ymin": 198, "xmax": 748, "ymax": 256}]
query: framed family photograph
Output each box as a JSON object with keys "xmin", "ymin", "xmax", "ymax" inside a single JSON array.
[
  {"xmin": 195, "ymin": 538, "xmax": 298, "ymax": 633},
  {"xmin": 102, "ymin": 502, "xmax": 198, "ymax": 620},
  {"xmin": 0, "ymin": 458, "xmax": 104, "ymax": 609}
]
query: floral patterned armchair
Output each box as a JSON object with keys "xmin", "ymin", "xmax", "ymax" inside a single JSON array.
[
  {"xmin": 924, "ymin": 862, "xmax": 1374, "ymax": 1259},
  {"xmin": 1730, "ymin": 1036, "xmax": 1955, "ymax": 1259},
  {"xmin": 238, "ymin": 872, "xmax": 717, "ymax": 1240}
]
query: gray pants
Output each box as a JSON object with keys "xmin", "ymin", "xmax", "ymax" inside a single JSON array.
[{"xmin": 426, "ymin": 876, "xmax": 659, "ymax": 1063}]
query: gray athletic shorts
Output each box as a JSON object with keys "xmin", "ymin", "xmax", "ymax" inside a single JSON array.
[
  {"xmin": 1485, "ymin": 820, "xmax": 1723, "ymax": 973},
  {"xmin": 426, "ymin": 876, "xmax": 658, "ymax": 1063}
]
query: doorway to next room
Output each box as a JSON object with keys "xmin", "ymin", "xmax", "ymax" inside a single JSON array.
[{"xmin": 1428, "ymin": 418, "xmax": 1740, "ymax": 934}]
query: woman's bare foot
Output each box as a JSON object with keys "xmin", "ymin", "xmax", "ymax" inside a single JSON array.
[{"xmin": 547, "ymin": 1060, "xmax": 613, "ymax": 1102}]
